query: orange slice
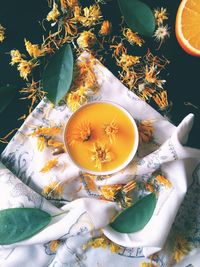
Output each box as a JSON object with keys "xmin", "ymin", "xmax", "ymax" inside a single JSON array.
[{"xmin": 176, "ymin": 0, "xmax": 200, "ymax": 56}]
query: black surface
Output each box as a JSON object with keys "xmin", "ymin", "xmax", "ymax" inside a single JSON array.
[{"xmin": 0, "ymin": 0, "xmax": 200, "ymax": 153}]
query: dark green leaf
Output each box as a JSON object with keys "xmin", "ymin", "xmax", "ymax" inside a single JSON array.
[
  {"xmin": 110, "ymin": 193, "xmax": 156, "ymax": 233},
  {"xmin": 0, "ymin": 85, "xmax": 17, "ymax": 114},
  {"xmin": 42, "ymin": 44, "xmax": 74, "ymax": 105},
  {"xmin": 118, "ymin": 0, "xmax": 155, "ymax": 37},
  {"xmin": 0, "ymin": 208, "xmax": 51, "ymax": 245}
]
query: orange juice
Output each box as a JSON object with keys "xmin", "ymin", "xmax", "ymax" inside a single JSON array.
[{"xmin": 65, "ymin": 102, "xmax": 138, "ymax": 174}]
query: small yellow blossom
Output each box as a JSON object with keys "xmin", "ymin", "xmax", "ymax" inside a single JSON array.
[
  {"xmin": 42, "ymin": 181, "xmax": 64, "ymax": 198},
  {"xmin": 156, "ymin": 174, "xmax": 172, "ymax": 188},
  {"xmin": 30, "ymin": 127, "xmax": 61, "ymax": 137},
  {"xmin": 153, "ymin": 91, "xmax": 168, "ymax": 110},
  {"xmin": 77, "ymin": 31, "xmax": 96, "ymax": 49},
  {"xmin": 0, "ymin": 24, "xmax": 5, "ymax": 43},
  {"xmin": 104, "ymin": 119, "xmax": 119, "ymax": 144},
  {"xmin": 145, "ymin": 65, "xmax": 165, "ymax": 88},
  {"xmin": 67, "ymin": 86, "xmax": 87, "ymax": 112},
  {"xmin": 99, "ymin": 20, "xmax": 111, "ymax": 35},
  {"xmin": 138, "ymin": 120, "xmax": 154, "ymax": 143},
  {"xmin": 10, "ymin": 50, "xmax": 23, "ymax": 65},
  {"xmin": 154, "ymin": 7, "xmax": 168, "ymax": 25},
  {"xmin": 173, "ymin": 235, "xmax": 191, "ymax": 263},
  {"xmin": 123, "ymin": 28, "xmax": 144, "ymax": 47},
  {"xmin": 37, "ymin": 136, "xmax": 46, "ymax": 152},
  {"xmin": 70, "ymin": 121, "xmax": 92, "ymax": 145},
  {"xmin": 138, "ymin": 87, "xmax": 156, "ymax": 101},
  {"xmin": 40, "ymin": 158, "xmax": 58, "ymax": 173},
  {"xmin": 25, "ymin": 39, "xmax": 44, "ymax": 58},
  {"xmin": 49, "ymin": 240, "xmax": 61, "ymax": 252},
  {"xmin": 60, "ymin": 0, "xmax": 78, "ymax": 10},
  {"xmin": 47, "ymin": 139, "xmax": 64, "ymax": 148},
  {"xmin": 117, "ymin": 53, "xmax": 140, "ymax": 68},
  {"xmin": 78, "ymin": 5, "xmax": 102, "ymax": 27},
  {"xmin": 100, "ymin": 185, "xmax": 122, "ymax": 201},
  {"xmin": 83, "ymin": 236, "xmax": 120, "ymax": 253},
  {"xmin": 47, "ymin": 2, "xmax": 60, "ymax": 21},
  {"xmin": 17, "ymin": 60, "xmax": 38, "ymax": 80},
  {"xmin": 90, "ymin": 142, "xmax": 112, "ymax": 170}
]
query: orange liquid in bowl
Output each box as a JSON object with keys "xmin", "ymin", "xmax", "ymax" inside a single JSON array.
[{"xmin": 65, "ymin": 102, "xmax": 137, "ymax": 174}]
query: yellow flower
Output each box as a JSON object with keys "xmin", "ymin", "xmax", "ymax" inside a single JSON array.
[
  {"xmin": 156, "ymin": 174, "xmax": 172, "ymax": 188},
  {"xmin": 104, "ymin": 119, "xmax": 119, "ymax": 144},
  {"xmin": 110, "ymin": 43, "xmax": 126, "ymax": 57},
  {"xmin": 117, "ymin": 53, "xmax": 140, "ymax": 68},
  {"xmin": 154, "ymin": 7, "xmax": 168, "ymax": 25},
  {"xmin": 17, "ymin": 60, "xmax": 38, "ymax": 80},
  {"xmin": 123, "ymin": 28, "xmax": 144, "ymax": 47},
  {"xmin": 145, "ymin": 65, "xmax": 165, "ymax": 88},
  {"xmin": 49, "ymin": 240, "xmax": 61, "ymax": 252},
  {"xmin": 30, "ymin": 127, "xmax": 61, "ymax": 137},
  {"xmin": 10, "ymin": 50, "xmax": 23, "ymax": 65},
  {"xmin": 99, "ymin": 20, "xmax": 111, "ymax": 35},
  {"xmin": 138, "ymin": 87, "xmax": 156, "ymax": 101},
  {"xmin": 173, "ymin": 235, "xmax": 191, "ymax": 263},
  {"xmin": 78, "ymin": 5, "xmax": 102, "ymax": 27},
  {"xmin": 67, "ymin": 87, "xmax": 87, "ymax": 112},
  {"xmin": 60, "ymin": 0, "xmax": 78, "ymax": 10},
  {"xmin": 47, "ymin": 2, "xmax": 60, "ymax": 21},
  {"xmin": 69, "ymin": 121, "xmax": 92, "ymax": 145},
  {"xmin": 25, "ymin": 39, "xmax": 44, "ymax": 58},
  {"xmin": 0, "ymin": 24, "xmax": 5, "ymax": 43},
  {"xmin": 152, "ymin": 91, "xmax": 169, "ymax": 110},
  {"xmin": 100, "ymin": 185, "xmax": 122, "ymax": 201},
  {"xmin": 83, "ymin": 236, "xmax": 121, "ymax": 253},
  {"xmin": 40, "ymin": 158, "xmax": 58, "ymax": 173},
  {"xmin": 77, "ymin": 31, "xmax": 96, "ymax": 49},
  {"xmin": 90, "ymin": 142, "xmax": 112, "ymax": 170},
  {"xmin": 37, "ymin": 136, "xmax": 46, "ymax": 152},
  {"xmin": 42, "ymin": 181, "xmax": 64, "ymax": 198},
  {"xmin": 47, "ymin": 139, "xmax": 64, "ymax": 148},
  {"xmin": 138, "ymin": 120, "xmax": 154, "ymax": 143}
]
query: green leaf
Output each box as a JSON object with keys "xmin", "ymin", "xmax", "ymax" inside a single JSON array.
[
  {"xmin": 0, "ymin": 85, "xmax": 17, "ymax": 114},
  {"xmin": 42, "ymin": 43, "xmax": 74, "ymax": 105},
  {"xmin": 110, "ymin": 193, "xmax": 156, "ymax": 233},
  {"xmin": 0, "ymin": 208, "xmax": 51, "ymax": 245},
  {"xmin": 118, "ymin": 0, "xmax": 155, "ymax": 37}
]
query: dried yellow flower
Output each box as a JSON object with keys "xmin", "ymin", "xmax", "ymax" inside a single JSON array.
[
  {"xmin": 145, "ymin": 65, "xmax": 165, "ymax": 88},
  {"xmin": 25, "ymin": 39, "xmax": 44, "ymax": 58},
  {"xmin": 100, "ymin": 185, "xmax": 122, "ymax": 201},
  {"xmin": 78, "ymin": 5, "xmax": 102, "ymax": 27},
  {"xmin": 117, "ymin": 53, "xmax": 140, "ymax": 68},
  {"xmin": 30, "ymin": 127, "xmax": 61, "ymax": 137},
  {"xmin": 123, "ymin": 28, "xmax": 144, "ymax": 47},
  {"xmin": 138, "ymin": 120, "xmax": 154, "ymax": 143},
  {"xmin": 77, "ymin": 31, "xmax": 96, "ymax": 49},
  {"xmin": 42, "ymin": 181, "xmax": 64, "ymax": 198},
  {"xmin": 122, "ymin": 180, "xmax": 136, "ymax": 194},
  {"xmin": 67, "ymin": 86, "xmax": 87, "ymax": 112},
  {"xmin": 154, "ymin": 7, "xmax": 168, "ymax": 26},
  {"xmin": 90, "ymin": 142, "xmax": 112, "ymax": 170},
  {"xmin": 10, "ymin": 50, "xmax": 23, "ymax": 65},
  {"xmin": 49, "ymin": 240, "xmax": 61, "ymax": 252},
  {"xmin": 47, "ymin": 139, "xmax": 64, "ymax": 148},
  {"xmin": 70, "ymin": 121, "xmax": 92, "ymax": 145},
  {"xmin": 83, "ymin": 236, "xmax": 120, "ymax": 253},
  {"xmin": 0, "ymin": 24, "xmax": 5, "ymax": 43},
  {"xmin": 104, "ymin": 119, "xmax": 119, "ymax": 144},
  {"xmin": 156, "ymin": 174, "xmax": 172, "ymax": 188},
  {"xmin": 173, "ymin": 235, "xmax": 191, "ymax": 263},
  {"xmin": 99, "ymin": 20, "xmax": 111, "ymax": 35},
  {"xmin": 40, "ymin": 158, "xmax": 58, "ymax": 173},
  {"xmin": 152, "ymin": 91, "xmax": 168, "ymax": 110},
  {"xmin": 60, "ymin": 0, "xmax": 78, "ymax": 10},
  {"xmin": 138, "ymin": 87, "xmax": 156, "ymax": 101},
  {"xmin": 17, "ymin": 60, "xmax": 38, "ymax": 80},
  {"xmin": 47, "ymin": 2, "xmax": 60, "ymax": 21}
]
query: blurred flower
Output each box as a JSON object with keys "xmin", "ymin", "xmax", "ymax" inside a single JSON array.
[
  {"xmin": 104, "ymin": 119, "xmax": 119, "ymax": 144},
  {"xmin": 99, "ymin": 20, "xmax": 111, "ymax": 35},
  {"xmin": 117, "ymin": 53, "xmax": 140, "ymax": 68},
  {"xmin": 83, "ymin": 236, "xmax": 120, "ymax": 253},
  {"xmin": 78, "ymin": 5, "xmax": 102, "ymax": 27},
  {"xmin": 173, "ymin": 235, "xmax": 191, "ymax": 263},
  {"xmin": 100, "ymin": 185, "xmax": 122, "ymax": 201},
  {"xmin": 37, "ymin": 136, "xmax": 46, "ymax": 152},
  {"xmin": 90, "ymin": 142, "xmax": 112, "ymax": 170},
  {"xmin": 17, "ymin": 60, "xmax": 38, "ymax": 80},
  {"xmin": 30, "ymin": 126, "xmax": 61, "ymax": 137},
  {"xmin": 153, "ymin": 91, "xmax": 169, "ymax": 110},
  {"xmin": 47, "ymin": 139, "xmax": 64, "ymax": 148},
  {"xmin": 40, "ymin": 158, "xmax": 58, "ymax": 173},
  {"xmin": 42, "ymin": 181, "xmax": 64, "ymax": 198},
  {"xmin": 47, "ymin": 2, "xmax": 60, "ymax": 21},
  {"xmin": 25, "ymin": 39, "xmax": 44, "ymax": 58},
  {"xmin": 10, "ymin": 50, "xmax": 23, "ymax": 65},
  {"xmin": 0, "ymin": 24, "xmax": 5, "ymax": 43},
  {"xmin": 49, "ymin": 240, "xmax": 61, "ymax": 252},
  {"xmin": 67, "ymin": 86, "xmax": 87, "ymax": 112},
  {"xmin": 123, "ymin": 28, "xmax": 144, "ymax": 47},
  {"xmin": 77, "ymin": 31, "xmax": 96, "ymax": 49},
  {"xmin": 60, "ymin": 0, "xmax": 78, "ymax": 10},
  {"xmin": 70, "ymin": 121, "xmax": 92, "ymax": 145},
  {"xmin": 154, "ymin": 7, "xmax": 168, "ymax": 25}
]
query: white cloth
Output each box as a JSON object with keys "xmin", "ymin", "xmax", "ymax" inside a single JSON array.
[{"xmin": 0, "ymin": 52, "xmax": 200, "ymax": 267}]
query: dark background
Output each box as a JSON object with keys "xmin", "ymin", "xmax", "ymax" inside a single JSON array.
[{"xmin": 0, "ymin": 0, "xmax": 200, "ymax": 153}]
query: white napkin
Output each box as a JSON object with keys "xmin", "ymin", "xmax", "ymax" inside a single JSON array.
[{"xmin": 0, "ymin": 52, "xmax": 200, "ymax": 267}]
